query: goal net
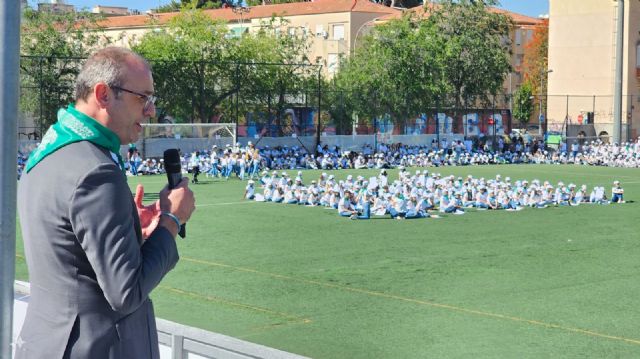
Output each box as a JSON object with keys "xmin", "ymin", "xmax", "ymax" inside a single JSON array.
[{"xmin": 139, "ymin": 123, "xmax": 236, "ymax": 158}]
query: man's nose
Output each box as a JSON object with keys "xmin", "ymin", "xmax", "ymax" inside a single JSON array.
[{"xmin": 144, "ymin": 101, "xmax": 156, "ymax": 118}]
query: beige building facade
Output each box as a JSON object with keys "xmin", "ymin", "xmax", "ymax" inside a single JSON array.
[
  {"xmin": 548, "ymin": 0, "xmax": 639, "ymax": 140},
  {"xmin": 96, "ymin": 0, "xmax": 540, "ymax": 84},
  {"xmin": 98, "ymin": 0, "xmax": 400, "ymax": 77}
]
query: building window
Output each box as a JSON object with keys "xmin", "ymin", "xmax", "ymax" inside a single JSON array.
[
  {"xmin": 327, "ymin": 53, "xmax": 339, "ymax": 74},
  {"xmin": 515, "ymin": 30, "xmax": 522, "ymax": 46},
  {"xmin": 636, "ymin": 43, "xmax": 640, "ymax": 68},
  {"xmin": 332, "ymin": 24, "xmax": 345, "ymax": 40}
]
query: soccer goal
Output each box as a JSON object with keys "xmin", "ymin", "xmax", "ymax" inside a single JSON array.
[{"xmin": 139, "ymin": 123, "xmax": 236, "ymax": 157}]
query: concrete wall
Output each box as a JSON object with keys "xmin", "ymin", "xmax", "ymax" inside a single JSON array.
[
  {"xmin": 132, "ymin": 134, "xmax": 465, "ymax": 158},
  {"xmin": 19, "ymin": 134, "xmax": 465, "ymax": 160}
]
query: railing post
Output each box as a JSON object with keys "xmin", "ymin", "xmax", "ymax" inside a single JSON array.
[
  {"xmin": 171, "ymin": 334, "xmax": 183, "ymax": 359},
  {"xmin": 0, "ymin": 1, "xmax": 20, "ymax": 357}
]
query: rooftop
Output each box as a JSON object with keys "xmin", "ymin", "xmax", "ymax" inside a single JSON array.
[
  {"xmin": 97, "ymin": 0, "xmax": 400, "ymax": 29},
  {"xmin": 377, "ymin": 3, "xmax": 544, "ymax": 27}
]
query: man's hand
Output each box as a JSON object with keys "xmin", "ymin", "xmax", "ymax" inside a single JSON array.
[
  {"xmin": 158, "ymin": 178, "xmax": 196, "ymax": 238},
  {"xmin": 134, "ymin": 184, "xmax": 161, "ymax": 240}
]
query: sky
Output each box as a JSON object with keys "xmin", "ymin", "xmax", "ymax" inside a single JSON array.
[{"xmin": 30, "ymin": 0, "xmax": 550, "ymax": 18}]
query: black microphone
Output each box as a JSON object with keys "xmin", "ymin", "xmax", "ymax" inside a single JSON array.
[{"xmin": 163, "ymin": 149, "xmax": 186, "ymax": 238}]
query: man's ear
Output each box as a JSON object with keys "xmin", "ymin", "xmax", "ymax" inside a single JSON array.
[{"xmin": 94, "ymin": 83, "xmax": 110, "ymax": 108}]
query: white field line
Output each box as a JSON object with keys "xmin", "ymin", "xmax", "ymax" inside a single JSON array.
[{"xmin": 196, "ymin": 201, "xmax": 256, "ymax": 207}]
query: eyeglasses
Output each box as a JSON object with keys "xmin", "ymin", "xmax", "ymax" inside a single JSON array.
[{"xmin": 112, "ymin": 86, "xmax": 157, "ymax": 112}]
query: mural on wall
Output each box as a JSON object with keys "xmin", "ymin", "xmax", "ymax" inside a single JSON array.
[
  {"xmin": 237, "ymin": 109, "xmax": 512, "ymax": 137},
  {"xmin": 486, "ymin": 113, "xmax": 505, "ymax": 136},
  {"xmin": 464, "ymin": 113, "xmax": 480, "ymax": 136},
  {"xmin": 242, "ymin": 107, "xmax": 317, "ymax": 137},
  {"xmin": 437, "ymin": 113, "xmax": 454, "ymax": 135},
  {"xmin": 405, "ymin": 114, "xmax": 427, "ymax": 135},
  {"xmin": 374, "ymin": 110, "xmax": 511, "ymax": 137}
]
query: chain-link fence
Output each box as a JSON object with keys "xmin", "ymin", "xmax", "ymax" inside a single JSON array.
[
  {"xmin": 19, "ymin": 55, "xmax": 637, "ymax": 147},
  {"xmin": 19, "ymin": 55, "xmax": 515, "ymax": 142},
  {"xmin": 321, "ymin": 89, "xmax": 514, "ymax": 138},
  {"xmin": 542, "ymin": 94, "xmax": 637, "ymax": 141},
  {"xmin": 18, "ymin": 56, "xmax": 324, "ymax": 140},
  {"xmin": 19, "ymin": 55, "xmax": 85, "ymax": 140}
]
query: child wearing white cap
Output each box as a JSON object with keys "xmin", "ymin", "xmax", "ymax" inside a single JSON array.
[
  {"xmin": 593, "ymin": 186, "xmax": 608, "ymax": 204},
  {"xmin": 244, "ymin": 180, "xmax": 255, "ymax": 200},
  {"xmin": 611, "ymin": 181, "xmax": 625, "ymax": 203},
  {"xmin": 338, "ymin": 190, "xmax": 358, "ymax": 217}
]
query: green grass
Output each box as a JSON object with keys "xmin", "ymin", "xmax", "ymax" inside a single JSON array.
[{"xmin": 15, "ymin": 165, "xmax": 640, "ymax": 358}]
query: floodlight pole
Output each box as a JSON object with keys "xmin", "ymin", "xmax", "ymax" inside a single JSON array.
[
  {"xmin": 232, "ymin": 6, "xmax": 250, "ymax": 34},
  {"xmin": 353, "ymin": 17, "xmax": 379, "ymax": 54},
  {"xmin": 613, "ymin": 0, "xmax": 624, "ymax": 144},
  {"xmin": 539, "ymin": 69, "xmax": 553, "ymax": 137},
  {"xmin": 315, "ymin": 65, "xmax": 322, "ymax": 154},
  {"xmin": 0, "ymin": 1, "xmax": 20, "ymax": 357}
]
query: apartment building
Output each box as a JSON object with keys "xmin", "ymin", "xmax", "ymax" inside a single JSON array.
[
  {"xmin": 98, "ymin": 0, "xmax": 401, "ymax": 76},
  {"xmin": 96, "ymin": 0, "xmax": 540, "ymax": 82},
  {"xmin": 547, "ymin": 0, "xmax": 639, "ymax": 140}
]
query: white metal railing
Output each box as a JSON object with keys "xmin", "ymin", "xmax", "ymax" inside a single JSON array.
[{"xmin": 13, "ymin": 281, "xmax": 310, "ymax": 359}]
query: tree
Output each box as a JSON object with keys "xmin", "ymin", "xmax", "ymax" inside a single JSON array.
[
  {"xmin": 232, "ymin": 17, "xmax": 315, "ymax": 136},
  {"xmin": 155, "ymin": 0, "xmax": 302, "ymax": 12},
  {"xmin": 180, "ymin": 0, "xmax": 223, "ymax": 9},
  {"xmin": 522, "ymin": 18, "xmax": 549, "ymax": 97},
  {"xmin": 132, "ymin": 10, "xmax": 237, "ymax": 123},
  {"xmin": 155, "ymin": 0, "xmax": 422, "ymax": 13},
  {"xmin": 370, "ymin": 0, "xmax": 422, "ymax": 8},
  {"xmin": 512, "ymin": 80, "xmax": 533, "ymax": 126},
  {"xmin": 132, "ymin": 9, "xmax": 313, "ymax": 127},
  {"xmin": 329, "ymin": 0, "xmax": 512, "ymax": 134},
  {"xmin": 156, "ymin": 1, "xmax": 181, "ymax": 13},
  {"xmin": 20, "ymin": 8, "xmax": 111, "ymax": 132},
  {"xmin": 428, "ymin": 0, "xmax": 512, "ymax": 117},
  {"xmin": 331, "ymin": 12, "xmax": 447, "ymax": 132}
]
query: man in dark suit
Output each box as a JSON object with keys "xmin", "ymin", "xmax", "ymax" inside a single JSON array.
[{"xmin": 16, "ymin": 47, "xmax": 196, "ymax": 358}]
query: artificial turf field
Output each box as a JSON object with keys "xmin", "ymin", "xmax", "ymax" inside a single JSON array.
[{"xmin": 14, "ymin": 164, "xmax": 640, "ymax": 358}]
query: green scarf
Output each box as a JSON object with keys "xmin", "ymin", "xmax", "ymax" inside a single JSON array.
[{"xmin": 26, "ymin": 104, "xmax": 125, "ymax": 173}]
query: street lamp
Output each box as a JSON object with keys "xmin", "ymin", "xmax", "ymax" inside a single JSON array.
[
  {"xmin": 232, "ymin": 6, "xmax": 250, "ymax": 34},
  {"xmin": 353, "ymin": 17, "xmax": 380, "ymax": 53},
  {"xmin": 538, "ymin": 69, "xmax": 553, "ymax": 136}
]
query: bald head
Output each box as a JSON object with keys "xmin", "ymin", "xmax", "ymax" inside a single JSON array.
[{"xmin": 75, "ymin": 47, "xmax": 151, "ymax": 102}]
